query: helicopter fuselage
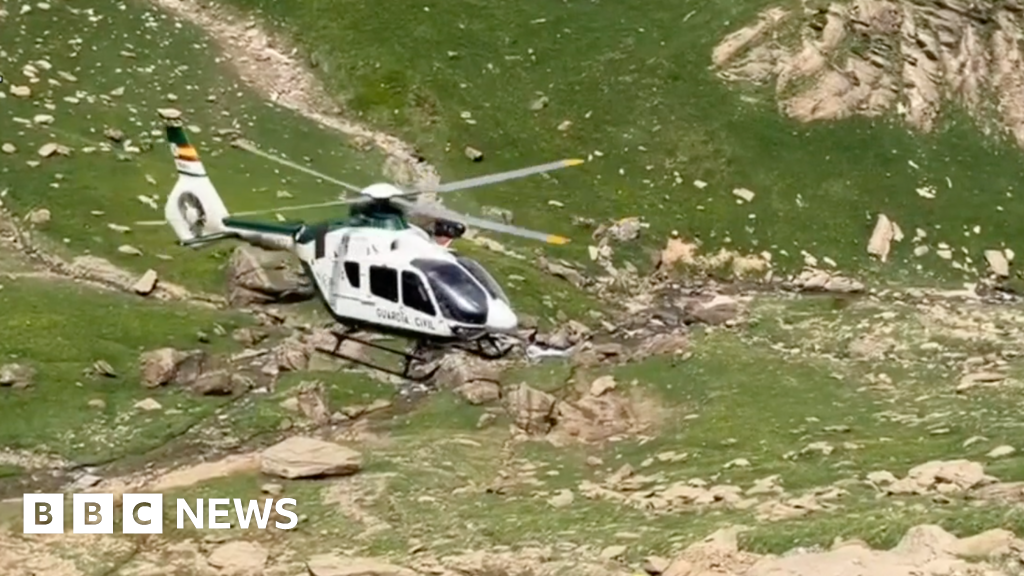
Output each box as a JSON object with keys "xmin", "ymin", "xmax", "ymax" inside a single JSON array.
[{"xmin": 284, "ymin": 218, "xmax": 517, "ymax": 343}]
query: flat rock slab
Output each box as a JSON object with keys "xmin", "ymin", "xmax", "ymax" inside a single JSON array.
[
  {"xmin": 260, "ymin": 436, "xmax": 362, "ymax": 479},
  {"xmin": 306, "ymin": 555, "xmax": 418, "ymax": 576}
]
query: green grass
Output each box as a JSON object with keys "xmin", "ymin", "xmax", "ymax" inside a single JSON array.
[
  {"xmin": 218, "ymin": 0, "xmax": 1024, "ymax": 285},
  {"xmin": 0, "ymin": 0, "xmax": 388, "ymax": 294},
  {"xmin": 0, "ymin": 277, "xmax": 250, "ymax": 463}
]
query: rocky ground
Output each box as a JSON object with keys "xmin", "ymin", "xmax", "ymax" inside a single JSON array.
[
  {"xmin": 5, "ymin": 0, "xmax": 1024, "ymax": 575},
  {"xmin": 713, "ymin": 0, "xmax": 1024, "ymax": 149}
]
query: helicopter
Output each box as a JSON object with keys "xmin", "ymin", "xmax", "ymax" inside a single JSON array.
[{"xmin": 140, "ymin": 114, "xmax": 585, "ymax": 380}]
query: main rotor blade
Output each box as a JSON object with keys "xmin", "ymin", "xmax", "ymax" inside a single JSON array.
[
  {"xmin": 409, "ymin": 158, "xmax": 584, "ymax": 195},
  {"xmin": 231, "ymin": 139, "xmax": 364, "ymax": 194},
  {"xmin": 393, "ymin": 198, "xmax": 570, "ymax": 245},
  {"xmin": 232, "ymin": 197, "xmax": 364, "ymax": 217},
  {"xmin": 134, "ymin": 197, "xmax": 365, "ymax": 226}
]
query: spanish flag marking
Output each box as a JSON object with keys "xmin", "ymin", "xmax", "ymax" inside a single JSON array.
[
  {"xmin": 169, "ymin": 141, "xmax": 199, "ymax": 161},
  {"xmin": 174, "ymin": 144, "xmax": 199, "ymax": 161}
]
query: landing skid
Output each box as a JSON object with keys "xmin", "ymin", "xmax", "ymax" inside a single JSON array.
[
  {"xmin": 446, "ymin": 334, "xmax": 517, "ymax": 360},
  {"xmin": 314, "ymin": 330, "xmax": 442, "ymax": 382},
  {"xmin": 313, "ymin": 331, "xmax": 517, "ymax": 382}
]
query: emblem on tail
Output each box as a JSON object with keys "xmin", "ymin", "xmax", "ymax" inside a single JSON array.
[{"xmin": 162, "ymin": 120, "xmax": 230, "ymax": 243}]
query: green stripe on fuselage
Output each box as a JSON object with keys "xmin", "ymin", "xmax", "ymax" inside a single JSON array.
[{"xmin": 222, "ymin": 217, "xmax": 304, "ymax": 237}]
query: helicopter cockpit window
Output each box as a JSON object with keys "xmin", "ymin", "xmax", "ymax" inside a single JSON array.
[
  {"xmin": 456, "ymin": 256, "xmax": 509, "ymax": 304},
  {"xmin": 401, "ymin": 271, "xmax": 436, "ymax": 316},
  {"xmin": 369, "ymin": 265, "xmax": 399, "ymax": 302},
  {"xmin": 412, "ymin": 258, "xmax": 488, "ymax": 325}
]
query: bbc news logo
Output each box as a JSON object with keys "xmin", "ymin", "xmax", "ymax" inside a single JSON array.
[{"xmin": 24, "ymin": 493, "xmax": 298, "ymax": 534}]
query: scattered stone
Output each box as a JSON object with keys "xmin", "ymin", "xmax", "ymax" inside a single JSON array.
[
  {"xmin": 294, "ymin": 381, "xmax": 331, "ymax": 425},
  {"xmin": 191, "ymin": 370, "xmax": 236, "ymax": 396},
  {"xmin": 547, "ymin": 489, "xmax": 574, "ymax": 508},
  {"xmin": 464, "ymin": 146, "xmax": 484, "ymax": 161},
  {"xmin": 138, "ymin": 348, "xmax": 205, "ymax": 388},
  {"xmin": 37, "ymin": 143, "xmax": 58, "ymax": 158},
  {"xmin": 985, "ymin": 249, "xmax": 1010, "ymax": 277},
  {"xmin": 134, "ymin": 398, "xmax": 162, "ymax": 411},
  {"xmin": 261, "ymin": 483, "xmax": 283, "ymax": 496},
  {"xmin": 957, "ymin": 371, "xmax": 1006, "ymax": 392},
  {"xmin": 157, "ymin": 108, "xmax": 182, "ymax": 120},
  {"xmin": 885, "ymin": 460, "xmax": 996, "ymax": 496},
  {"xmin": 26, "ymin": 208, "xmax": 50, "ymax": 225},
  {"xmin": 867, "ymin": 213, "xmax": 903, "ymax": 263},
  {"xmin": 599, "ymin": 545, "xmax": 627, "ymax": 560},
  {"xmin": 10, "ymin": 85, "xmax": 31, "ymax": 98},
  {"xmin": 207, "ymin": 541, "xmax": 268, "ymax": 575},
  {"xmin": 132, "ymin": 269, "xmax": 158, "ymax": 295},
  {"xmin": 987, "ymin": 445, "xmax": 1016, "ymax": 459},
  {"xmin": 590, "ymin": 375, "xmax": 617, "ymax": 396},
  {"xmin": 118, "ymin": 245, "xmax": 143, "ymax": 256},
  {"xmin": 606, "ymin": 216, "xmax": 643, "ymax": 242},
  {"xmin": 732, "ymin": 187, "xmax": 755, "ymax": 202},
  {"xmin": 260, "ymin": 436, "xmax": 362, "ymax": 479},
  {"xmin": 32, "ymin": 114, "xmax": 54, "ymax": 125},
  {"xmin": 232, "ymin": 327, "xmax": 269, "ymax": 347},
  {"xmin": 866, "ymin": 470, "xmax": 898, "ymax": 485},
  {"xmin": 104, "ymin": 127, "xmax": 125, "ymax": 142},
  {"xmin": 0, "ymin": 363, "xmax": 35, "ymax": 389},
  {"xmin": 455, "ymin": 380, "xmax": 502, "ymax": 405},
  {"xmin": 642, "ymin": 556, "xmax": 670, "ymax": 575},
  {"xmin": 1, "ymin": 143, "xmax": 16, "ymax": 154},
  {"xmin": 306, "ymin": 556, "xmax": 417, "ymax": 576},
  {"xmin": 90, "ymin": 360, "xmax": 117, "ymax": 378}
]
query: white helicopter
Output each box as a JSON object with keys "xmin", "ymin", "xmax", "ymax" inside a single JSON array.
[{"xmin": 140, "ymin": 114, "xmax": 585, "ymax": 379}]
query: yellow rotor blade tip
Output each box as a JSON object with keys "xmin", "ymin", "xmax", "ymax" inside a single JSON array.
[
  {"xmin": 563, "ymin": 158, "xmax": 585, "ymax": 166},
  {"xmin": 546, "ymin": 235, "xmax": 571, "ymax": 245}
]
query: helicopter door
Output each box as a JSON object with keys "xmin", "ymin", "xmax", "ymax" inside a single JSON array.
[{"xmin": 401, "ymin": 271, "xmax": 436, "ymax": 316}]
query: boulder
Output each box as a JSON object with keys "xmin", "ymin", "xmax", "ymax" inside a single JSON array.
[
  {"xmin": 226, "ymin": 245, "xmax": 313, "ymax": 307},
  {"xmin": 207, "ymin": 541, "xmax": 268, "ymax": 575},
  {"xmin": 260, "ymin": 436, "xmax": 362, "ymax": 479},
  {"xmin": 503, "ymin": 384, "xmax": 557, "ymax": 434},
  {"xmin": 0, "ymin": 363, "xmax": 35, "ymax": 389},
  {"xmin": 138, "ymin": 348, "xmax": 207, "ymax": 388}
]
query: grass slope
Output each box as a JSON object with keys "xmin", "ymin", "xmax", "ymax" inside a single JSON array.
[
  {"xmin": 0, "ymin": 276, "xmax": 251, "ymax": 464},
  {"xmin": 113, "ymin": 305, "xmax": 1024, "ymax": 560},
  {"xmin": 0, "ymin": 0, "xmax": 387, "ymax": 293},
  {"xmin": 0, "ymin": 0, "xmax": 593, "ymax": 320},
  {"xmin": 223, "ymin": 0, "xmax": 1024, "ymax": 284}
]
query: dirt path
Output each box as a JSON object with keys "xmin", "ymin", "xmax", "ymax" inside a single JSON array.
[{"xmin": 149, "ymin": 0, "xmax": 441, "ymax": 196}]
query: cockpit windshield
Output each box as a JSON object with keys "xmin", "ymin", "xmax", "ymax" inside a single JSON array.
[
  {"xmin": 456, "ymin": 256, "xmax": 509, "ymax": 304},
  {"xmin": 412, "ymin": 258, "xmax": 489, "ymax": 325}
]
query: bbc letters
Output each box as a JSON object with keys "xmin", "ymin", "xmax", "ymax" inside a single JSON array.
[{"xmin": 24, "ymin": 493, "xmax": 298, "ymax": 534}]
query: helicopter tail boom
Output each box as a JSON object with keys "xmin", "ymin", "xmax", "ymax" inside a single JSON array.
[{"xmin": 163, "ymin": 123, "xmax": 231, "ymax": 244}]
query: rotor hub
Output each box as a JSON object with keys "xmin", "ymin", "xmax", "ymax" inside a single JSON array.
[{"xmin": 360, "ymin": 183, "xmax": 405, "ymax": 200}]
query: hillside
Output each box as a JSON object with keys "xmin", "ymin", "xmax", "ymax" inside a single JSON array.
[{"xmin": 4, "ymin": 0, "xmax": 1024, "ymax": 575}]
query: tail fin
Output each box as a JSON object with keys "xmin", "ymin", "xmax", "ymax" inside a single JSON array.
[{"xmin": 163, "ymin": 119, "xmax": 229, "ymax": 243}]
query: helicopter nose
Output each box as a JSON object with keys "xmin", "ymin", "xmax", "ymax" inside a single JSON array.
[{"xmin": 486, "ymin": 299, "xmax": 518, "ymax": 333}]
